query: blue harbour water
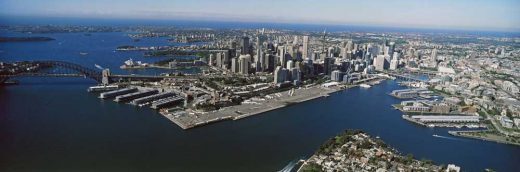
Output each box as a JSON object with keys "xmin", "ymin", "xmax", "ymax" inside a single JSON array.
[{"xmin": 1, "ymin": 27, "xmax": 520, "ymax": 171}]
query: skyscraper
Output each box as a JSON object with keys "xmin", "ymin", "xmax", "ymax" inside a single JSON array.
[
  {"xmin": 239, "ymin": 54, "xmax": 250, "ymax": 75},
  {"xmin": 240, "ymin": 36, "xmax": 250, "ymax": 55},
  {"xmin": 375, "ymin": 55, "xmax": 386, "ymax": 71},
  {"xmin": 323, "ymin": 57, "xmax": 333, "ymax": 75},
  {"xmin": 302, "ymin": 36, "xmax": 309, "ymax": 59},
  {"xmin": 431, "ymin": 48, "xmax": 437, "ymax": 62},
  {"xmin": 216, "ymin": 52, "xmax": 222, "ymax": 68},
  {"xmin": 231, "ymin": 57, "xmax": 239, "ymax": 73},
  {"xmin": 274, "ymin": 66, "xmax": 286, "ymax": 84},
  {"xmin": 208, "ymin": 54, "xmax": 214, "ymax": 66}
]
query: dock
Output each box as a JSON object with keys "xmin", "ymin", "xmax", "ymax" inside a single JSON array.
[
  {"xmin": 114, "ymin": 90, "xmax": 159, "ymax": 102},
  {"xmin": 151, "ymin": 96, "xmax": 184, "ymax": 109},
  {"xmin": 130, "ymin": 92, "xmax": 176, "ymax": 105},
  {"xmin": 99, "ymin": 88, "xmax": 137, "ymax": 99}
]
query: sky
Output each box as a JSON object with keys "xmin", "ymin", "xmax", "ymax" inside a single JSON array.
[{"xmin": 1, "ymin": 0, "xmax": 519, "ymax": 32}]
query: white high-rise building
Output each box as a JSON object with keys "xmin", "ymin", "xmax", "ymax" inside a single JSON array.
[
  {"xmin": 302, "ymin": 36, "xmax": 309, "ymax": 59},
  {"xmin": 216, "ymin": 52, "xmax": 222, "ymax": 68},
  {"xmin": 375, "ymin": 55, "xmax": 386, "ymax": 71},
  {"xmin": 208, "ymin": 54, "xmax": 214, "ymax": 66},
  {"xmin": 239, "ymin": 55, "xmax": 251, "ymax": 75},
  {"xmin": 431, "ymin": 48, "xmax": 437, "ymax": 62}
]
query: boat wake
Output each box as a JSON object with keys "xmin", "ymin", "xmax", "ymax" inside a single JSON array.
[
  {"xmin": 432, "ymin": 134, "xmax": 462, "ymax": 141},
  {"xmin": 278, "ymin": 159, "xmax": 299, "ymax": 172}
]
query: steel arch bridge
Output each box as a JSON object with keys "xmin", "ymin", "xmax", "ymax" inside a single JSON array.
[{"xmin": 1, "ymin": 60, "xmax": 103, "ymax": 83}]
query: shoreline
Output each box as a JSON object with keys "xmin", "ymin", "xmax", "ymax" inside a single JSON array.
[
  {"xmin": 160, "ymin": 84, "xmax": 352, "ymax": 130},
  {"xmin": 448, "ymin": 130, "xmax": 520, "ymax": 146}
]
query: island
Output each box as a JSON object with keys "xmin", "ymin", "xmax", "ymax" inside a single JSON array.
[{"xmin": 299, "ymin": 129, "xmax": 461, "ymax": 172}]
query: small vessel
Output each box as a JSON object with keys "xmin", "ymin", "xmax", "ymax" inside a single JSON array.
[
  {"xmin": 79, "ymin": 52, "xmax": 88, "ymax": 55},
  {"xmin": 94, "ymin": 64, "xmax": 104, "ymax": 70},
  {"xmin": 359, "ymin": 84, "xmax": 371, "ymax": 88},
  {"xmin": 427, "ymin": 124, "xmax": 435, "ymax": 128}
]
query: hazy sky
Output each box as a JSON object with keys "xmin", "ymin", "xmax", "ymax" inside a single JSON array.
[{"xmin": 1, "ymin": 0, "xmax": 519, "ymax": 31}]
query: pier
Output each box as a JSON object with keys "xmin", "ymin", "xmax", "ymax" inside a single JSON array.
[
  {"xmin": 99, "ymin": 88, "xmax": 138, "ymax": 99},
  {"xmin": 131, "ymin": 92, "xmax": 176, "ymax": 105},
  {"xmin": 114, "ymin": 90, "xmax": 159, "ymax": 102},
  {"xmin": 150, "ymin": 96, "xmax": 184, "ymax": 109}
]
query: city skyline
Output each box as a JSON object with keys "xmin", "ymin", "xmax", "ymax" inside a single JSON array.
[{"xmin": 1, "ymin": 0, "xmax": 519, "ymax": 32}]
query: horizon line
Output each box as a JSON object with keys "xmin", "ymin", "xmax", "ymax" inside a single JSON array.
[{"xmin": 2, "ymin": 14, "xmax": 520, "ymax": 34}]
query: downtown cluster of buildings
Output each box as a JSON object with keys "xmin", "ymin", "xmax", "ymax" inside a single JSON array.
[{"xmin": 202, "ymin": 29, "xmax": 414, "ymax": 88}]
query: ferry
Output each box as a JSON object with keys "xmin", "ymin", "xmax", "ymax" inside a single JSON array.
[{"xmin": 359, "ymin": 84, "xmax": 371, "ymax": 88}]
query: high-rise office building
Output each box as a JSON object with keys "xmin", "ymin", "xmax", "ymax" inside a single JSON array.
[
  {"xmin": 231, "ymin": 57, "xmax": 239, "ymax": 73},
  {"xmin": 216, "ymin": 52, "xmax": 222, "ymax": 68},
  {"xmin": 240, "ymin": 36, "xmax": 250, "ymax": 55},
  {"xmin": 274, "ymin": 66, "xmax": 286, "ymax": 84},
  {"xmin": 265, "ymin": 54, "xmax": 275, "ymax": 72},
  {"xmin": 323, "ymin": 57, "xmax": 333, "ymax": 75},
  {"xmin": 388, "ymin": 42, "xmax": 395, "ymax": 57},
  {"xmin": 302, "ymin": 36, "xmax": 309, "ymax": 59},
  {"xmin": 375, "ymin": 55, "xmax": 386, "ymax": 71},
  {"xmin": 431, "ymin": 48, "xmax": 437, "ymax": 62},
  {"xmin": 331, "ymin": 70, "xmax": 344, "ymax": 82},
  {"xmin": 208, "ymin": 54, "xmax": 214, "ymax": 66},
  {"xmin": 390, "ymin": 54, "xmax": 399, "ymax": 70},
  {"xmin": 239, "ymin": 54, "xmax": 250, "ymax": 75}
]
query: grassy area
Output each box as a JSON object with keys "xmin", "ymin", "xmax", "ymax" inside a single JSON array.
[{"xmin": 456, "ymin": 131, "xmax": 520, "ymax": 146}]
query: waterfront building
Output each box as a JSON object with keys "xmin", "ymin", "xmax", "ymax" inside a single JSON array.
[
  {"xmin": 410, "ymin": 115, "xmax": 480, "ymax": 123},
  {"xmin": 331, "ymin": 70, "xmax": 344, "ymax": 82}
]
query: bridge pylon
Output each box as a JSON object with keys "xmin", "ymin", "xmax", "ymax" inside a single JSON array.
[{"xmin": 102, "ymin": 69, "xmax": 111, "ymax": 85}]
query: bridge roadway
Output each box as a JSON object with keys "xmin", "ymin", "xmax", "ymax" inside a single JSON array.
[
  {"xmin": 0, "ymin": 73, "xmax": 205, "ymax": 81},
  {"xmin": 381, "ymin": 71, "xmax": 431, "ymax": 82}
]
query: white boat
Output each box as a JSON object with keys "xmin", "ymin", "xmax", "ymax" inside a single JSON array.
[{"xmin": 359, "ymin": 84, "xmax": 371, "ymax": 88}]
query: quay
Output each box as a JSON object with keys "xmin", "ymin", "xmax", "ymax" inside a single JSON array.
[
  {"xmin": 99, "ymin": 88, "xmax": 137, "ymax": 99},
  {"xmin": 131, "ymin": 92, "xmax": 176, "ymax": 105},
  {"xmin": 151, "ymin": 96, "xmax": 184, "ymax": 109},
  {"xmin": 114, "ymin": 89, "xmax": 158, "ymax": 102},
  {"xmin": 160, "ymin": 85, "xmax": 341, "ymax": 130}
]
